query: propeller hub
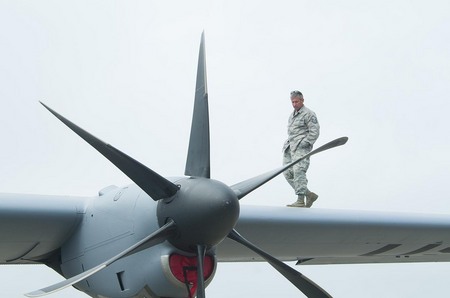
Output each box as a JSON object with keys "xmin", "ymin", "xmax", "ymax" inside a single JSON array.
[{"xmin": 157, "ymin": 177, "xmax": 240, "ymax": 251}]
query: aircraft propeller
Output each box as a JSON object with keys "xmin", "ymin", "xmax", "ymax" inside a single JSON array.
[{"xmin": 28, "ymin": 33, "xmax": 346, "ymax": 298}]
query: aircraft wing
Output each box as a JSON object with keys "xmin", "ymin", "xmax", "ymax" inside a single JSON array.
[
  {"xmin": 0, "ymin": 193, "xmax": 86, "ymax": 265},
  {"xmin": 217, "ymin": 205, "xmax": 450, "ymax": 265}
]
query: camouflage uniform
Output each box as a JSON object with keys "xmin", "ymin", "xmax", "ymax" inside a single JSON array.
[{"xmin": 283, "ymin": 106, "xmax": 320, "ymax": 196}]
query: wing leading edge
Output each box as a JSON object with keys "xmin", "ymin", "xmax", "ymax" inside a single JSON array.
[
  {"xmin": 217, "ymin": 205, "xmax": 450, "ymax": 265},
  {"xmin": 0, "ymin": 193, "xmax": 86, "ymax": 264}
]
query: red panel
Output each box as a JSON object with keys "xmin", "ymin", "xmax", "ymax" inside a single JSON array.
[{"xmin": 169, "ymin": 254, "xmax": 215, "ymax": 297}]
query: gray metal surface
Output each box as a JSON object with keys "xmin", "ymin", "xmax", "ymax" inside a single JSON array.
[
  {"xmin": 25, "ymin": 221, "xmax": 177, "ymax": 297},
  {"xmin": 184, "ymin": 32, "xmax": 210, "ymax": 178},
  {"xmin": 0, "ymin": 193, "xmax": 85, "ymax": 264},
  {"xmin": 158, "ymin": 177, "xmax": 240, "ymax": 251},
  {"xmin": 217, "ymin": 205, "xmax": 450, "ymax": 264}
]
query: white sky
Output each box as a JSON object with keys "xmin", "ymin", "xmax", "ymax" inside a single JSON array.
[{"xmin": 1, "ymin": 0, "xmax": 449, "ymax": 297}]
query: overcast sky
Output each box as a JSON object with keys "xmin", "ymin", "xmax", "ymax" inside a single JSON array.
[{"xmin": 1, "ymin": 1, "xmax": 450, "ymax": 297}]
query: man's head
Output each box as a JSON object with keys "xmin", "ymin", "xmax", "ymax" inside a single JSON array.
[{"xmin": 290, "ymin": 90, "xmax": 304, "ymax": 111}]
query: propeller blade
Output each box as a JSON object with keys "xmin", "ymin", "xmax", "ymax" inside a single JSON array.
[
  {"xmin": 231, "ymin": 137, "xmax": 348, "ymax": 199},
  {"xmin": 196, "ymin": 244, "xmax": 207, "ymax": 298},
  {"xmin": 185, "ymin": 32, "xmax": 211, "ymax": 178},
  {"xmin": 40, "ymin": 102, "xmax": 179, "ymax": 201},
  {"xmin": 227, "ymin": 229, "xmax": 332, "ymax": 298},
  {"xmin": 25, "ymin": 220, "xmax": 177, "ymax": 297}
]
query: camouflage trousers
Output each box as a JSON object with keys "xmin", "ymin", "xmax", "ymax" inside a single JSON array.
[{"xmin": 283, "ymin": 146, "xmax": 311, "ymax": 196}]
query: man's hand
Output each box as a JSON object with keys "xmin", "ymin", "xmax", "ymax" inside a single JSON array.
[{"xmin": 299, "ymin": 141, "xmax": 311, "ymax": 149}]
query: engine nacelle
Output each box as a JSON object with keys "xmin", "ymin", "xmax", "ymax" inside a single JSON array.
[
  {"xmin": 59, "ymin": 183, "xmax": 216, "ymax": 297},
  {"xmin": 64, "ymin": 244, "xmax": 216, "ymax": 298}
]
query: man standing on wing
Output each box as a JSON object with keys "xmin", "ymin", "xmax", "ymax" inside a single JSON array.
[{"xmin": 283, "ymin": 90, "xmax": 320, "ymax": 207}]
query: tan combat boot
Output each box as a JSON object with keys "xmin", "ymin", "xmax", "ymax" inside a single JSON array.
[
  {"xmin": 287, "ymin": 195, "xmax": 306, "ymax": 207},
  {"xmin": 305, "ymin": 191, "xmax": 319, "ymax": 208}
]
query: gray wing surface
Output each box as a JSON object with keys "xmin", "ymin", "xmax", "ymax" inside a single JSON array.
[
  {"xmin": 0, "ymin": 193, "xmax": 85, "ymax": 264},
  {"xmin": 217, "ymin": 205, "xmax": 450, "ymax": 265}
]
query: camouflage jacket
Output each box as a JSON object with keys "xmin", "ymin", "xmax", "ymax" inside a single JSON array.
[{"xmin": 283, "ymin": 105, "xmax": 320, "ymax": 152}]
